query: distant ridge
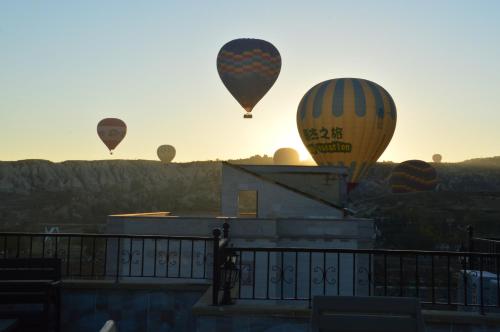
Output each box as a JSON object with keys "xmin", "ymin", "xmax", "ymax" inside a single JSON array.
[
  {"xmin": 1, "ymin": 156, "xmax": 500, "ymax": 247},
  {"xmin": 460, "ymin": 156, "xmax": 500, "ymax": 167}
]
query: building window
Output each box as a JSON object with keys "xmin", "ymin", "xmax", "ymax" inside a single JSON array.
[{"xmin": 238, "ymin": 190, "xmax": 258, "ymax": 218}]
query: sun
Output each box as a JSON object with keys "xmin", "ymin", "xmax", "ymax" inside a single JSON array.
[{"xmin": 272, "ymin": 132, "xmax": 314, "ymax": 162}]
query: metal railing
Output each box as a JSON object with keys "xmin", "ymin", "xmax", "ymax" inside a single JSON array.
[
  {"xmin": 466, "ymin": 225, "xmax": 500, "ymax": 274},
  {"xmin": 220, "ymin": 246, "xmax": 500, "ymax": 312},
  {"xmin": 0, "ymin": 232, "xmax": 215, "ymax": 281},
  {"xmin": 468, "ymin": 225, "xmax": 500, "ymax": 255},
  {"xmin": 3, "ymin": 224, "xmax": 500, "ymax": 313},
  {"xmin": 472, "ymin": 237, "xmax": 500, "ymax": 254}
]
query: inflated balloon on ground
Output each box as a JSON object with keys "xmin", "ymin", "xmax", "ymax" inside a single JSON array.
[
  {"xmin": 217, "ymin": 38, "xmax": 281, "ymax": 119},
  {"xmin": 297, "ymin": 78, "xmax": 397, "ymax": 188},
  {"xmin": 390, "ymin": 160, "xmax": 438, "ymax": 193},
  {"xmin": 157, "ymin": 145, "xmax": 176, "ymax": 163},
  {"xmin": 273, "ymin": 148, "xmax": 300, "ymax": 165},
  {"xmin": 97, "ymin": 118, "xmax": 127, "ymax": 154}
]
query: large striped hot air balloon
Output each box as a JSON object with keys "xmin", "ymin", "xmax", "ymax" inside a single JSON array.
[
  {"xmin": 217, "ymin": 38, "xmax": 281, "ymax": 119},
  {"xmin": 390, "ymin": 160, "xmax": 438, "ymax": 193},
  {"xmin": 297, "ymin": 78, "xmax": 397, "ymax": 188},
  {"xmin": 273, "ymin": 148, "xmax": 300, "ymax": 165},
  {"xmin": 97, "ymin": 118, "xmax": 127, "ymax": 154}
]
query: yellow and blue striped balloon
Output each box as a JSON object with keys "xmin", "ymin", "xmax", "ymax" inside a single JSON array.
[{"xmin": 297, "ymin": 78, "xmax": 397, "ymax": 186}]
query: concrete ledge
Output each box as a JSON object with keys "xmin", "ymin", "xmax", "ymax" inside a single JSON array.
[
  {"xmin": 109, "ymin": 211, "xmax": 172, "ymax": 217},
  {"xmin": 193, "ymin": 290, "xmax": 310, "ymax": 318},
  {"xmin": 193, "ymin": 288, "xmax": 500, "ymax": 326},
  {"xmin": 423, "ymin": 309, "xmax": 500, "ymax": 326}
]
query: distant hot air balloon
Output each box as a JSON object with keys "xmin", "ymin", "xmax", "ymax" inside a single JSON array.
[
  {"xmin": 390, "ymin": 160, "xmax": 438, "ymax": 193},
  {"xmin": 273, "ymin": 148, "xmax": 300, "ymax": 165},
  {"xmin": 297, "ymin": 78, "xmax": 397, "ymax": 189},
  {"xmin": 432, "ymin": 154, "xmax": 442, "ymax": 163},
  {"xmin": 217, "ymin": 38, "xmax": 281, "ymax": 119},
  {"xmin": 157, "ymin": 145, "xmax": 176, "ymax": 163},
  {"xmin": 97, "ymin": 118, "xmax": 127, "ymax": 154}
]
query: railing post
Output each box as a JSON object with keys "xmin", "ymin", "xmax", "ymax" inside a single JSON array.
[
  {"xmin": 115, "ymin": 237, "xmax": 121, "ymax": 283},
  {"xmin": 212, "ymin": 228, "xmax": 221, "ymax": 305},
  {"xmin": 467, "ymin": 225, "xmax": 474, "ymax": 252},
  {"xmin": 223, "ymin": 222, "xmax": 230, "ymax": 239},
  {"xmin": 467, "ymin": 225, "xmax": 475, "ymax": 271},
  {"xmin": 480, "ymin": 255, "xmax": 484, "ymax": 315}
]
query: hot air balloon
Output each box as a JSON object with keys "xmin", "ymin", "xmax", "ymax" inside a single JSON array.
[
  {"xmin": 273, "ymin": 148, "xmax": 300, "ymax": 165},
  {"xmin": 390, "ymin": 160, "xmax": 438, "ymax": 193},
  {"xmin": 217, "ymin": 38, "xmax": 281, "ymax": 119},
  {"xmin": 432, "ymin": 154, "xmax": 442, "ymax": 163},
  {"xmin": 297, "ymin": 78, "xmax": 397, "ymax": 189},
  {"xmin": 157, "ymin": 145, "xmax": 176, "ymax": 163},
  {"xmin": 97, "ymin": 118, "xmax": 127, "ymax": 154}
]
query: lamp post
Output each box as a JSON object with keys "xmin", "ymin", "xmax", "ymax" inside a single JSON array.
[{"xmin": 220, "ymin": 252, "xmax": 239, "ymax": 305}]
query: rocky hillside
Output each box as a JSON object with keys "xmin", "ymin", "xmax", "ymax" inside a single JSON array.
[
  {"xmin": 350, "ymin": 158, "xmax": 500, "ymax": 199},
  {"xmin": 0, "ymin": 154, "xmax": 275, "ymax": 231},
  {"xmin": 0, "ymin": 160, "xmax": 221, "ymax": 231},
  {"xmin": 350, "ymin": 158, "xmax": 500, "ymax": 249},
  {"xmin": 1, "ymin": 156, "xmax": 499, "ymax": 249}
]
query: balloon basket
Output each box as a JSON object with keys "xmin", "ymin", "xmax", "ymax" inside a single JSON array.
[{"xmin": 243, "ymin": 114, "xmax": 253, "ymax": 119}]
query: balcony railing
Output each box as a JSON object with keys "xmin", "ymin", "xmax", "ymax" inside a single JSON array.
[
  {"xmin": 467, "ymin": 225, "xmax": 500, "ymax": 256},
  {"xmin": 0, "ymin": 232, "xmax": 215, "ymax": 281},
  {"xmin": 217, "ymin": 246, "xmax": 500, "ymax": 313},
  {"xmin": 2, "ymin": 225, "xmax": 500, "ymax": 313}
]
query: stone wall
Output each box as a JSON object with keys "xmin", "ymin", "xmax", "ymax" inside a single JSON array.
[
  {"xmin": 58, "ymin": 281, "xmax": 500, "ymax": 332},
  {"xmin": 61, "ymin": 282, "xmax": 207, "ymax": 332}
]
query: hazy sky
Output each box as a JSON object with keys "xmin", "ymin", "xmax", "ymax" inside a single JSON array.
[{"xmin": 1, "ymin": 1, "xmax": 499, "ymax": 163}]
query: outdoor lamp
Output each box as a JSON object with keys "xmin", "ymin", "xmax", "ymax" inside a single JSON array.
[{"xmin": 221, "ymin": 253, "xmax": 239, "ymax": 305}]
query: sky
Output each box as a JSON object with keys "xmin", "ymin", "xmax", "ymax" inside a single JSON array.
[{"xmin": 1, "ymin": 0, "xmax": 499, "ymax": 163}]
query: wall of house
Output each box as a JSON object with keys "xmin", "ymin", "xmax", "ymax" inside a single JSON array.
[
  {"xmin": 106, "ymin": 216, "xmax": 374, "ymax": 248},
  {"xmin": 60, "ymin": 282, "xmax": 207, "ymax": 332},
  {"xmin": 221, "ymin": 165, "xmax": 343, "ymax": 219},
  {"xmin": 241, "ymin": 164, "xmax": 347, "ymax": 207},
  {"xmin": 106, "ymin": 216, "xmax": 375, "ymax": 298}
]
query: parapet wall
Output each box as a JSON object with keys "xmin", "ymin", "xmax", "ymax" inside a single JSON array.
[{"xmin": 107, "ymin": 215, "xmax": 374, "ymax": 249}]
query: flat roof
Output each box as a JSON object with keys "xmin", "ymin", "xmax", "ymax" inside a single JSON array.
[{"xmin": 237, "ymin": 164, "xmax": 348, "ymax": 175}]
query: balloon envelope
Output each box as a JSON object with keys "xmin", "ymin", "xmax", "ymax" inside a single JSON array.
[
  {"xmin": 273, "ymin": 148, "xmax": 300, "ymax": 165},
  {"xmin": 390, "ymin": 160, "xmax": 438, "ymax": 193},
  {"xmin": 297, "ymin": 78, "xmax": 397, "ymax": 184},
  {"xmin": 157, "ymin": 145, "xmax": 176, "ymax": 163},
  {"xmin": 97, "ymin": 118, "xmax": 127, "ymax": 153},
  {"xmin": 217, "ymin": 38, "xmax": 281, "ymax": 118},
  {"xmin": 432, "ymin": 154, "xmax": 442, "ymax": 163}
]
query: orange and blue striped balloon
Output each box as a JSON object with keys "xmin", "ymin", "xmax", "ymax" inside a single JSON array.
[
  {"xmin": 217, "ymin": 38, "xmax": 281, "ymax": 118},
  {"xmin": 390, "ymin": 160, "xmax": 438, "ymax": 193},
  {"xmin": 297, "ymin": 78, "xmax": 397, "ymax": 186}
]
